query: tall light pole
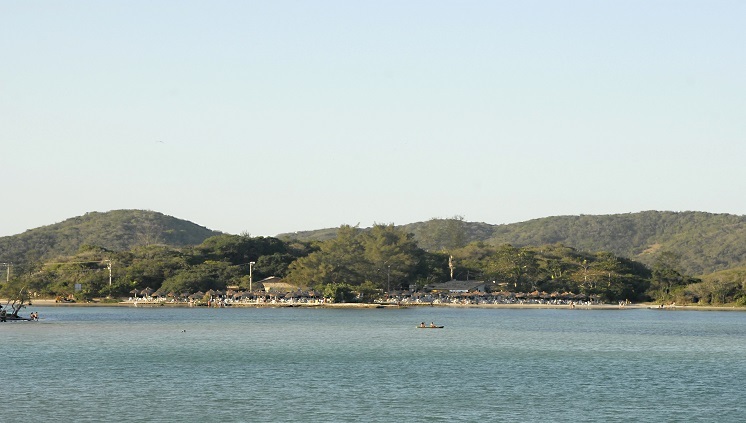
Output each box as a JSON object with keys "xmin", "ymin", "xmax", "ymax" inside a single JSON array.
[
  {"xmin": 249, "ymin": 261, "xmax": 256, "ymax": 292},
  {"xmin": 104, "ymin": 259, "xmax": 112, "ymax": 297},
  {"xmin": 387, "ymin": 265, "xmax": 391, "ymax": 293},
  {"xmin": 105, "ymin": 260, "xmax": 112, "ymax": 287},
  {"xmin": 1, "ymin": 262, "xmax": 10, "ymax": 283}
]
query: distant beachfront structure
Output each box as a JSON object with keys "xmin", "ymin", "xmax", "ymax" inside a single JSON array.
[
  {"xmin": 425, "ymin": 280, "xmax": 487, "ymax": 294},
  {"xmin": 259, "ymin": 276, "xmax": 300, "ymax": 293}
]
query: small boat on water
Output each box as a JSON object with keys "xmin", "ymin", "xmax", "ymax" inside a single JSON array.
[{"xmin": 417, "ymin": 322, "xmax": 444, "ymax": 329}]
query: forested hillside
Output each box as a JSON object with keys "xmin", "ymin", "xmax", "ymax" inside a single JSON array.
[
  {"xmin": 2, "ymin": 226, "xmax": 655, "ymax": 304},
  {"xmin": 485, "ymin": 211, "xmax": 746, "ymax": 276},
  {"xmin": 284, "ymin": 212, "xmax": 746, "ymax": 277},
  {"xmin": 4, "ymin": 209, "xmax": 746, "ymax": 305},
  {"xmin": 0, "ymin": 210, "xmax": 221, "ymax": 264},
  {"xmin": 2, "ymin": 212, "xmax": 745, "ymax": 305}
]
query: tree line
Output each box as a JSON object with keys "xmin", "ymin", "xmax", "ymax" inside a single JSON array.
[
  {"xmin": 296, "ymin": 212, "xmax": 746, "ymax": 276},
  {"xmin": 1, "ymin": 224, "xmax": 742, "ymax": 305}
]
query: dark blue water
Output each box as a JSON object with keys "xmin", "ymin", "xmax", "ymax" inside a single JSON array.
[{"xmin": 3, "ymin": 306, "xmax": 745, "ymax": 422}]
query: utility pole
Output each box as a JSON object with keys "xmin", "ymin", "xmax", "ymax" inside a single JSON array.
[
  {"xmin": 387, "ymin": 265, "xmax": 391, "ymax": 293},
  {"xmin": 449, "ymin": 255, "xmax": 454, "ymax": 280},
  {"xmin": 105, "ymin": 260, "xmax": 112, "ymax": 287},
  {"xmin": 249, "ymin": 261, "xmax": 255, "ymax": 292},
  {"xmin": 1, "ymin": 262, "xmax": 10, "ymax": 283}
]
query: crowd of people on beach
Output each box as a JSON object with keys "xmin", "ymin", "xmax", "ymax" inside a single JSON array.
[
  {"xmin": 127, "ymin": 292, "xmax": 329, "ymax": 307},
  {"xmin": 123, "ymin": 289, "xmax": 601, "ymax": 307},
  {"xmin": 378, "ymin": 292, "xmax": 601, "ymax": 306}
]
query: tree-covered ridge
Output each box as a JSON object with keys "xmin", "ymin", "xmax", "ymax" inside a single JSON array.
[
  {"xmin": 12, "ymin": 209, "xmax": 745, "ymax": 280},
  {"xmin": 280, "ymin": 217, "xmax": 496, "ymax": 250},
  {"xmin": 2, "ymin": 225, "xmax": 745, "ymax": 306},
  {"xmin": 3, "ymin": 210, "xmax": 746, "ymax": 305},
  {"xmin": 0, "ymin": 210, "xmax": 222, "ymax": 264},
  {"xmin": 278, "ymin": 227, "xmax": 338, "ymax": 243},
  {"xmin": 7, "ymin": 234, "xmax": 312, "ymax": 301},
  {"xmin": 285, "ymin": 211, "xmax": 746, "ymax": 276},
  {"xmin": 487, "ymin": 211, "xmax": 746, "ymax": 275}
]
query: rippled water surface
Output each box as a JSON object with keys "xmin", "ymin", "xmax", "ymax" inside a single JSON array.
[{"xmin": 3, "ymin": 306, "xmax": 746, "ymax": 422}]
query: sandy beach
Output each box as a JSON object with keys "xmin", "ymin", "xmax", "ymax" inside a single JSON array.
[{"xmin": 11, "ymin": 298, "xmax": 745, "ymax": 311}]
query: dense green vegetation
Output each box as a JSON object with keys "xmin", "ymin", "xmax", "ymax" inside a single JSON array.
[
  {"xmin": 0, "ymin": 225, "xmax": 661, "ymax": 304},
  {"xmin": 286, "ymin": 211, "xmax": 746, "ymax": 276},
  {"xmin": 675, "ymin": 267, "xmax": 746, "ymax": 306},
  {"xmin": 0, "ymin": 210, "xmax": 221, "ymax": 264},
  {"xmin": 446, "ymin": 242, "xmax": 651, "ymax": 301},
  {"xmin": 283, "ymin": 224, "xmax": 449, "ymax": 298},
  {"xmin": 2, "ymin": 209, "xmax": 746, "ymax": 305},
  {"xmin": 485, "ymin": 211, "xmax": 746, "ymax": 276},
  {"xmin": 2, "ymin": 234, "xmax": 312, "ymax": 301}
]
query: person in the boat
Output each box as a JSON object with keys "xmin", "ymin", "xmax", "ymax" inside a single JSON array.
[
  {"xmin": 430, "ymin": 322, "xmax": 436, "ymax": 328},
  {"xmin": 420, "ymin": 322, "xmax": 426, "ymax": 328}
]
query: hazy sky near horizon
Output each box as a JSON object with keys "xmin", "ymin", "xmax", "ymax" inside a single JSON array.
[{"xmin": 2, "ymin": 1, "xmax": 745, "ymax": 237}]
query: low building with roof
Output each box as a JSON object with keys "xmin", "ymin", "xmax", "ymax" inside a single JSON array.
[
  {"xmin": 259, "ymin": 276, "xmax": 300, "ymax": 293},
  {"xmin": 425, "ymin": 280, "xmax": 487, "ymax": 293}
]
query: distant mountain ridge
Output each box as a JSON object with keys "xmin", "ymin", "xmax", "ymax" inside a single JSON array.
[
  {"xmin": 282, "ymin": 211, "xmax": 746, "ymax": 276},
  {"xmin": 488, "ymin": 211, "xmax": 746, "ymax": 275},
  {"xmin": 0, "ymin": 210, "xmax": 221, "ymax": 264},
  {"xmin": 4, "ymin": 209, "xmax": 745, "ymax": 277}
]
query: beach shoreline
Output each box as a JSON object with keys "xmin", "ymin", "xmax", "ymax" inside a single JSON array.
[{"xmin": 10, "ymin": 298, "xmax": 745, "ymax": 311}]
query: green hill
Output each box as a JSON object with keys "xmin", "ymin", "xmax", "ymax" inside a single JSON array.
[
  {"xmin": 6, "ymin": 209, "xmax": 746, "ymax": 278},
  {"xmin": 485, "ymin": 211, "xmax": 746, "ymax": 276},
  {"xmin": 0, "ymin": 210, "xmax": 221, "ymax": 264},
  {"xmin": 282, "ymin": 211, "xmax": 746, "ymax": 276}
]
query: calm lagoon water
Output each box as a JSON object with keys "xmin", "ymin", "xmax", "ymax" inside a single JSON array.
[{"xmin": 3, "ymin": 306, "xmax": 746, "ymax": 422}]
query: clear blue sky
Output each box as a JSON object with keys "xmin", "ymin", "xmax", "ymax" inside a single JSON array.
[{"xmin": 2, "ymin": 1, "xmax": 745, "ymax": 237}]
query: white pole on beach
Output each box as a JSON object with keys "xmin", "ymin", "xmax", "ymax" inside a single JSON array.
[
  {"xmin": 0, "ymin": 262, "xmax": 11, "ymax": 283},
  {"xmin": 387, "ymin": 265, "xmax": 391, "ymax": 293},
  {"xmin": 249, "ymin": 261, "xmax": 255, "ymax": 293}
]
